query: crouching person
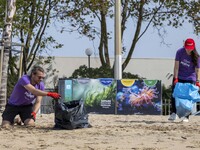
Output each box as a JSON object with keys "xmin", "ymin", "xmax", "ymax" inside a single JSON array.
[{"xmin": 1, "ymin": 65, "xmax": 61, "ymax": 128}]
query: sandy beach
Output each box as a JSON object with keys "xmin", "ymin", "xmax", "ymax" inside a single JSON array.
[{"xmin": 0, "ymin": 113, "xmax": 200, "ymax": 150}]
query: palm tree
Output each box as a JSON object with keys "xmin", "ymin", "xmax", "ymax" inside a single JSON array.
[{"xmin": 0, "ymin": 0, "xmax": 16, "ymax": 111}]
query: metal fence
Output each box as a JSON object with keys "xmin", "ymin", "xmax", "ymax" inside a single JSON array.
[
  {"xmin": 40, "ymin": 88, "xmax": 55, "ymax": 114},
  {"xmin": 40, "ymin": 96, "xmax": 55, "ymax": 114},
  {"xmin": 162, "ymin": 98, "xmax": 171, "ymax": 115}
]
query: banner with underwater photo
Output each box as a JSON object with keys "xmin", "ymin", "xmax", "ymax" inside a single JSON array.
[
  {"xmin": 72, "ymin": 78, "xmax": 91, "ymax": 100},
  {"xmin": 72, "ymin": 78, "xmax": 116, "ymax": 114},
  {"xmin": 116, "ymin": 79, "xmax": 162, "ymax": 115}
]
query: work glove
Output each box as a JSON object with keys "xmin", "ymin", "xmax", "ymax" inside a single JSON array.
[
  {"xmin": 196, "ymin": 81, "xmax": 200, "ymax": 87},
  {"xmin": 173, "ymin": 78, "xmax": 178, "ymax": 85},
  {"xmin": 47, "ymin": 92, "xmax": 61, "ymax": 99},
  {"xmin": 31, "ymin": 112, "xmax": 36, "ymax": 121}
]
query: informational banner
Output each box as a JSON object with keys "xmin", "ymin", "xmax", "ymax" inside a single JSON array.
[
  {"xmin": 72, "ymin": 78, "xmax": 116, "ymax": 114},
  {"xmin": 58, "ymin": 78, "xmax": 162, "ymax": 115},
  {"xmin": 72, "ymin": 78, "xmax": 91, "ymax": 100},
  {"xmin": 58, "ymin": 79, "xmax": 73, "ymax": 102},
  {"xmin": 116, "ymin": 79, "xmax": 162, "ymax": 115}
]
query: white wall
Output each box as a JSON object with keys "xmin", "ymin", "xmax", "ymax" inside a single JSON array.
[
  {"xmin": 44, "ymin": 57, "xmax": 174, "ymax": 88},
  {"xmin": 124, "ymin": 58, "xmax": 174, "ymax": 87}
]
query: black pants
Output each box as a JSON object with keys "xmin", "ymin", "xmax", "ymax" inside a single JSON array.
[
  {"xmin": 2, "ymin": 103, "xmax": 34, "ymax": 124},
  {"xmin": 170, "ymin": 78, "xmax": 195, "ymax": 117}
]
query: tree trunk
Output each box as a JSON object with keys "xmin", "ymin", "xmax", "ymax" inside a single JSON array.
[{"xmin": 0, "ymin": 0, "xmax": 16, "ymax": 111}]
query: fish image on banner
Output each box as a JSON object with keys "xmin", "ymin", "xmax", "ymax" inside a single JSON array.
[{"xmin": 116, "ymin": 79, "xmax": 162, "ymax": 115}]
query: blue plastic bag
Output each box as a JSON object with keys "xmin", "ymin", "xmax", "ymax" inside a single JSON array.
[
  {"xmin": 175, "ymin": 97, "xmax": 194, "ymax": 118},
  {"xmin": 173, "ymin": 83, "xmax": 200, "ymax": 102},
  {"xmin": 173, "ymin": 83, "xmax": 200, "ymax": 118}
]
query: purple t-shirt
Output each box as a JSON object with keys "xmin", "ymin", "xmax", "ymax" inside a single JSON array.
[
  {"xmin": 8, "ymin": 75, "xmax": 45, "ymax": 106},
  {"xmin": 176, "ymin": 48, "xmax": 200, "ymax": 81}
]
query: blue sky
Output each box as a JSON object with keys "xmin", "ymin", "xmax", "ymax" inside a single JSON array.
[{"xmin": 47, "ymin": 21, "xmax": 200, "ymax": 59}]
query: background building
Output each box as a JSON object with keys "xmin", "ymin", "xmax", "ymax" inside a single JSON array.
[{"xmin": 44, "ymin": 57, "xmax": 174, "ymax": 88}]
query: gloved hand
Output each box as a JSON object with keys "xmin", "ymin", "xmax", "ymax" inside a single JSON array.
[
  {"xmin": 31, "ymin": 112, "xmax": 36, "ymax": 121},
  {"xmin": 47, "ymin": 92, "xmax": 61, "ymax": 99},
  {"xmin": 196, "ymin": 81, "xmax": 200, "ymax": 87},
  {"xmin": 173, "ymin": 78, "xmax": 178, "ymax": 85}
]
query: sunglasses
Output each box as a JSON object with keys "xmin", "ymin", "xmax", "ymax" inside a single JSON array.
[{"xmin": 36, "ymin": 75, "xmax": 45, "ymax": 80}]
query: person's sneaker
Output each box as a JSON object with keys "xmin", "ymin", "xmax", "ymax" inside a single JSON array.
[
  {"xmin": 181, "ymin": 117, "xmax": 189, "ymax": 123},
  {"xmin": 168, "ymin": 113, "xmax": 178, "ymax": 121}
]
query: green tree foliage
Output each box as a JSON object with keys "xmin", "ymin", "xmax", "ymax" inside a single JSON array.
[
  {"xmin": 7, "ymin": 55, "xmax": 18, "ymax": 98},
  {"xmin": 11, "ymin": 0, "xmax": 63, "ymax": 73},
  {"xmin": 70, "ymin": 65, "xmax": 143, "ymax": 79},
  {"xmin": 0, "ymin": 0, "xmax": 62, "ymax": 96},
  {"xmin": 55, "ymin": 0, "xmax": 200, "ymax": 71}
]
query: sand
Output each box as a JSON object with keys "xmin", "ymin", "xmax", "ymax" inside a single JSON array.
[{"xmin": 0, "ymin": 113, "xmax": 200, "ymax": 150}]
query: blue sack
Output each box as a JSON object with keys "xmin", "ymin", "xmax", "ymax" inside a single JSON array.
[
  {"xmin": 173, "ymin": 83, "xmax": 200, "ymax": 102},
  {"xmin": 173, "ymin": 83, "xmax": 200, "ymax": 118},
  {"xmin": 175, "ymin": 97, "xmax": 194, "ymax": 118}
]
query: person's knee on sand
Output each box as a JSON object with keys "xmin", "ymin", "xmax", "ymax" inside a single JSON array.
[
  {"xmin": 1, "ymin": 120, "xmax": 12, "ymax": 128},
  {"xmin": 24, "ymin": 118, "xmax": 35, "ymax": 127},
  {"xmin": 2, "ymin": 117, "xmax": 35, "ymax": 128}
]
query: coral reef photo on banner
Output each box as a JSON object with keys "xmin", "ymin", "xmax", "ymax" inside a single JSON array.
[{"xmin": 116, "ymin": 79, "xmax": 162, "ymax": 115}]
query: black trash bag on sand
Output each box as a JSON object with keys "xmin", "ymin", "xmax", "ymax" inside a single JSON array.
[{"xmin": 54, "ymin": 100, "xmax": 91, "ymax": 130}]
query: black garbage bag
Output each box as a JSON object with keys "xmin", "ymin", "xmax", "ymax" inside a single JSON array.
[{"xmin": 54, "ymin": 99, "xmax": 91, "ymax": 130}]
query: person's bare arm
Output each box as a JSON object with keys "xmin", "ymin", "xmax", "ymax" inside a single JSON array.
[
  {"xmin": 24, "ymin": 84, "xmax": 61, "ymax": 99},
  {"xmin": 195, "ymin": 68, "xmax": 200, "ymax": 81},
  {"xmin": 33, "ymin": 96, "xmax": 43, "ymax": 113},
  {"xmin": 173, "ymin": 60, "xmax": 179, "ymax": 78}
]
